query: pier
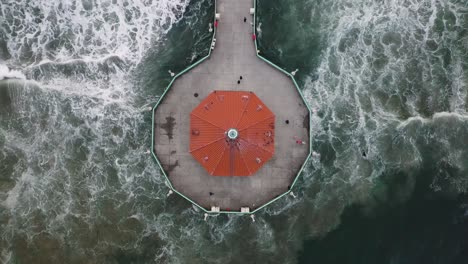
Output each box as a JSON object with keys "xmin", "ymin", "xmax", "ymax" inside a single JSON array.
[{"xmin": 153, "ymin": 0, "xmax": 310, "ymax": 212}]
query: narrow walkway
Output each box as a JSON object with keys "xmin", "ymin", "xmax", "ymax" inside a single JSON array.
[{"xmin": 154, "ymin": 0, "xmax": 309, "ymax": 211}]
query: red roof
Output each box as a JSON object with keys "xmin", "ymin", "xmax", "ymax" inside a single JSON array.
[{"xmin": 190, "ymin": 91, "xmax": 275, "ymax": 176}]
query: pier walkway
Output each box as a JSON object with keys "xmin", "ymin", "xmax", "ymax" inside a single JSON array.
[{"xmin": 153, "ymin": 0, "xmax": 309, "ymax": 212}]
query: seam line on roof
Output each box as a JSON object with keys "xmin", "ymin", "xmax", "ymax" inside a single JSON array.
[
  {"xmin": 238, "ymin": 115, "xmax": 275, "ymax": 132},
  {"xmin": 242, "ymin": 133, "xmax": 274, "ymax": 155},
  {"xmin": 212, "ymin": 141, "xmax": 228, "ymax": 175},
  {"xmin": 238, "ymin": 140, "xmax": 253, "ymax": 175},
  {"xmin": 233, "ymin": 94, "xmax": 252, "ymax": 128},
  {"xmin": 240, "ymin": 137, "xmax": 274, "ymax": 158},
  {"xmin": 230, "ymin": 144, "xmax": 234, "ymax": 176},
  {"xmin": 191, "ymin": 112, "xmax": 226, "ymax": 131},
  {"xmin": 189, "ymin": 137, "xmax": 225, "ymax": 153}
]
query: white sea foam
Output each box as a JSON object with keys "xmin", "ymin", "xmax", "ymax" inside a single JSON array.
[
  {"xmin": 299, "ymin": 0, "xmax": 468, "ymax": 238},
  {"xmin": 1, "ymin": 0, "xmax": 191, "ymax": 110},
  {"xmin": 0, "ymin": 64, "xmax": 25, "ymax": 80},
  {"xmin": 0, "ymin": 0, "xmax": 191, "ymax": 260},
  {"xmin": 1, "ymin": 0, "xmax": 190, "ymax": 65},
  {"xmin": 397, "ymin": 111, "xmax": 468, "ymax": 128}
]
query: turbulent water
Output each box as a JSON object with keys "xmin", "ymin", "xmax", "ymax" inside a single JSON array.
[{"xmin": 0, "ymin": 0, "xmax": 467, "ymax": 263}]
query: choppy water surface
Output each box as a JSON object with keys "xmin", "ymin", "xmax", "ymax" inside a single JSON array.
[{"xmin": 1, "ymin": 0, "xmax": 468, "ymax": 263}]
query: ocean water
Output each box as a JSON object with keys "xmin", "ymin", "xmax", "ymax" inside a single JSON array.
[{"xmin": 0, "ymin": 0, "xmax": 467, "ymax": 263}]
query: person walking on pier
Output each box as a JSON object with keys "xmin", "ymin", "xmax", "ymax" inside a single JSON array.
[
  {"xmin": 294, "ymin": 136, "xmax": 306, "ymax": 145},
  {"xmin": 244, "ymin": 17, "xmax": 247, "ymax": 23}
]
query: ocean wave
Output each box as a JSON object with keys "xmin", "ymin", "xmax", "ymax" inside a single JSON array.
[{"xmin": 0, "ymin": 65, "xmax": 25, "ymax": 80}]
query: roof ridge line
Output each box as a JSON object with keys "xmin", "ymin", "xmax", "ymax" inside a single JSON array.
[
  {"xmin": 238, "ymin": 115, "xmax": 275, "ymax": 132},
  {"xmin": 212, "ymin": 142, "xmax": 228, "ymax": 175},
  {"xmin": 233, "ymin": 93, "xmax": 252, "ymax": 128},
  {"xmin": 239, "ymin": 137, "xmax": 274, "ymax": 156},
  {"xmin": 237, "ymin": 141, "xmax": 253, "ymax": 176},
  {"xmin": 244, "ymin": 138, "xmax": 274, "ymax": 155},
  {"xmin": 189, "ymin": 137, "xmax": 226, "ymax": 153},
  {"xmin": 191, "ymin": 112, "xmax": 227, "ymax": 131}
]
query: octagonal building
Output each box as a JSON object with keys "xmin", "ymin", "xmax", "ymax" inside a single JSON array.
[
  {"xmin": 152, "ymin": 0, "xmax": 311, "ymax": 213},
  {"xmin": 190, "ymin": 91, "xmax": 275, "ymax": 176}
]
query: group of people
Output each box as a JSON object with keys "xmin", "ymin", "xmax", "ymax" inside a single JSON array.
[{"xmin": 237, "ymin": 75, "xmax": 243, "ymax": 84}]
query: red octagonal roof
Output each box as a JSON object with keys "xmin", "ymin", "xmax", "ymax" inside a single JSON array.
[{"xmin": 190, "ymin": 91, "xmax": 275, "ymax": 176}]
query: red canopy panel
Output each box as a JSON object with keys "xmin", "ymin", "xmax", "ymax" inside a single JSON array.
[{"xmin": 190, "ymin": 91, "xmax": 275, "ymax": 176}]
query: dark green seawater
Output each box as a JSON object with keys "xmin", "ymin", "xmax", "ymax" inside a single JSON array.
[
  {"xmin": 256, "ymin": 0, "xmax": 468, "ymax": 263},
  {"xmin": 1, "ymin": 0, "xmax": 468, "ymax": 263}
]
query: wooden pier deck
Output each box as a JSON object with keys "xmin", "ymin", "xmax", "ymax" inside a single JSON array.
[{"xmin": 153, "ymin": 0, "xmax": 309, "ymax": 211}]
